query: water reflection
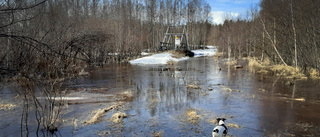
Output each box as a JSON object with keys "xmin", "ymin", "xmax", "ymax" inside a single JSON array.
[{"xmin": 1, "ymin": 56, "xmax": 320, "ymax": 136}]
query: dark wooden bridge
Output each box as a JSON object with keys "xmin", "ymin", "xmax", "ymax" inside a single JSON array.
[{"xmin": 158, "ymin": 25, "xmax": 190, "ymax": 51}]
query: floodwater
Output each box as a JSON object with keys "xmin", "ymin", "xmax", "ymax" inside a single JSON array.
[{"xmin": 1, "ymin": 56, "xmax": 320, "ymax": 137}]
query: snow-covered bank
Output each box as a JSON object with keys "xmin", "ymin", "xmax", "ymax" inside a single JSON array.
[
  {"xmin": 129, "ymin": 52, "xmax": 189, "ymax": 65},
  {"xmin": 192, "ymin": 48, "xmax": 217, "ymax": 57},
  {"xmin": 129, "ymin": 47, "xmax": 217, "ymax": 65}
]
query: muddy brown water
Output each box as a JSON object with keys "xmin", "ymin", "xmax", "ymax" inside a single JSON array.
[{"xmin": 1, "ymin": 57, "xmax": 320, "ymax": 136}]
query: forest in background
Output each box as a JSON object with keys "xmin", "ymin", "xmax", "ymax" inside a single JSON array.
[
  {"xmin": 0, "ymin": 0, "xmax": 211, "ymax": 80},
  {"xmin": 209, "ymin": 0, "xmax": 320, "ymax": 77},
  {"xmin": 1, "ymin": 0, "xmax": 320, "ymax": 79},
  {"xmin": 1, "ymin": 0, "xmax": 320, "ymax": 135}
]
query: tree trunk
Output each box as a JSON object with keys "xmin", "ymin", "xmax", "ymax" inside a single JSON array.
[
  {"xmin": 291, "ymin": 0, "xmax": 298, "ymax": 69},
  {"xmin": 261, "ymin": 18, "xmax": 288, "ymax": 66}
]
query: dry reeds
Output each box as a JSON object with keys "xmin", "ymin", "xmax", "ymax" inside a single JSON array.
[
  {"xmin": 213, "ymin": 52, "xmax": 223, "ymax": 59},
  {"xmin": 248, "ymin": 57, "xmax": 310, "ymax": 80},
  {"xmin": 279, "ymin": 97, "xmax": 306, "ymax": 102},
  {"xmin": 152, "ymin": 130, "xmax": 164, "ymax": 137},
  {"xmin": 309, "ymin": 68, "xmax": 320, "ymax": 79},
  {"xmin": 185, "ymin": 109, "xmax": 201, "ymax": 124},
  {"xmin": 220, "ymin": 86, "xmax": 241, "ymax": 92},
  {"xmin": 187, "ymin": 81, "xmax": 200, "ymax": 89},
  {"xmin": 209, "ymin": 117, "xmax": 240, "ymax": 129},
  {"xmin": 187, "ymin": 84, "xmax": 200, "ymax": 89},
  {"xmin": 0, "ymin": 103, "xmax": 16, "ymax": 110},
  {"xmin": 248, "ymin": 58, "xmax": 270, "ymax": 69},
  {"xmin": 225, "ymin": 59, "xmax": 237, "ymax": 66},
  {"xmin": 271, "ymin": 65, "xmax": 307, "ymax": 79},
  {"xmin": 226, "ymin": 123, "xmax": 241, "ymax": 129},
  {"xmin": 110, "ymin": 112, "xmax": 127, "ymax": 123},
  {"xmin": 78, "ymin": 68, "xmax": 89, "ymax": 76},
  {"xmin": 85, "ymin": 104, "xmax": 122, "ymax": 124}
]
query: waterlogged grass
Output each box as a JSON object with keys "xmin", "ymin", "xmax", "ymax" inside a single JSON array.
[
  {"xmin": 248, "ymin": 58, "xmax": 270, "ymax": 68},
  {"xmin": 0, "ymin": 103, "xmax": 16, "ymax": 110},
  {"xmin": 271, "ymin": 65, "xmax": 307, "ymax": 79},
  {"xmin": 185, "ymin": 109, "xmax": 201, "ymax": 125},
  {"xmin": 246, "ymin": 57, "xmax": 320, "ymax": 80},
  {"xmin": 208, "ymin": 116, "xmax": 240, "ymax": 129},
  {"xmin": 84, "ymin": 104, "xmax": 122, "ymax": 124},
  {"xmin": 225, "ymin": 59, "xmax": 238, "ymax": 66},
  {"xmin": 152, "ymin": 130, "xmax": 164, "ymax": 137},
  {"xmin": 213, "ymin": 52, "xmax": 223, "ymax": 59},
  {"xmin": 309, "ymin": 68, "xmax": 320, "ymax": 79},
  {"xmin": 110, "ymin": 112, "xmax": 127, "ymax": 123}
]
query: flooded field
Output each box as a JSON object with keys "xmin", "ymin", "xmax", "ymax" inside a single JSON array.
[{"xmin": 1, "ymin": 56, "xmax": 320, "ymax": 136}]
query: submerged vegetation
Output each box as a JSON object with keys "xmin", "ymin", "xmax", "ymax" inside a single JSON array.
[
  {"xmin": 0, "ymin": 103, "xmax": 16, "ymax": 110},
  {"xmin": 247, "ymin": 57, "xmax": 320, "ymax": 80},
  {"xmin": 218, "ymin": 54, "xmax": 320, "ymax": 80}
]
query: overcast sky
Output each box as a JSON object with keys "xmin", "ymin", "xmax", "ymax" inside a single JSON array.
[{"xmin": 208, "ymin": 0, "xmax": 261, "ymax": 24}]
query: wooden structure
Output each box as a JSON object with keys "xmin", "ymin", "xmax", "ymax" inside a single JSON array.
[{"xmin": 158, "ymin": 26, "xmax": 190, "ymax": 51}]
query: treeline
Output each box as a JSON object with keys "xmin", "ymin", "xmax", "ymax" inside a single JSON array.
[
  {"xmin": 0, "ymin": 0, "xmax": 211, "ymax": 78},
  {"xmin": 210, "ymin": 0, "xmax": 320, "ymax": 74}
]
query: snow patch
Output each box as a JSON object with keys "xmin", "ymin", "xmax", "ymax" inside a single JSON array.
[
  {"xmin": 129, "ymin": 48, "xmax": 216, "ymax": 65},
  {"xmin": 37, "ymin": 97, "xmax": 86, "ymax": 100},
  {"xmin": 129, "ymin": 52, "xmax": 188, "ymax": 65},
  {"xmin": 192, "ymin": 48, "xmax": 217, "ymax": 57},
  {"xmin": 141, "ymin": 52, "xmax": 150, "ymax": 56}
]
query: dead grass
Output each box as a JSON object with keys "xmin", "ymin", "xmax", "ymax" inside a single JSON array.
[
  {"xmin": 257, "ymin": 70, "xmax": 269, "ymax": 74},
  {"xmin": 226, "ymin": 123, "xmax": 241, "ymax": 128},
  {"xmin": 110, "ymin": 112, "xmax": 127, "ymax": 123},
  {"xmin": 294, "ymin": 98, "xmax": 306, "ymax": 101},
  {"xmin": 209, "ymin": 115, "xmax": 234, "ymax": 124},
  {"xmin": 279, "ymin": 97, "xmax": 305, "ymax": 102},
  {"xmin": 187, "ymin": 81, "xmax": 200, "ymax": 89},
  {"xmin": 209, "ymin": 116, "xmax": 240, "ymax": 129},
  {"xmin": 169, "ymin": 50, "xmax": 186, "ymax": 58},
  {"xmin": 248, "ymin": 58, "xmax": 270, "ymax": 69},
  {"xmin": 167, "ymin": 61, "xmax": 176, "ymax": 65},
  {"xmin": 115, "ymin": 90, "xmax": 134, "ymax": 102},
  {"xmin": 185, "ymin": 109, "xmax": 201, "ymax": 124},
  {"xmin": 220, "ymin": 86, "xmax": 241, "ymax": 92},
  {"xmin": 213, "ymin": 52, "xmax": 223, "ymax": 59},
  {"xmin": 271, "ymin": 65, "xmax": 306, "ymax": 79},
  {"xmin": 248, "ymin": 57, "xmax": 309, "ymax": 80},
  {"xmin": 78, "ymin": 68, "xmax": 89, "ymax": 76},
  {"xmin": 309, "ymin": 68, "xmax": 320, "ymax": 79},
  {"xmin": 296, "ymin": 122, "xmax": 314, "ymax": 129},
  {"xmin": 187, "ymin": 84, "xmax": 200, "ymax": 89},
  {"xmin": 225, "ymin": 59, "xmax": 237, "ymax": 66},
  {"xmin": 0, "ymin": 104, "xmax": 16, "ymax": 110},
  {"xmin": 84, "ymin": 104, "xmax": 122, "ymax": 125},
  {"xmin": 152, "ymin": 130, "xmax": 164, "ymax": 137}
]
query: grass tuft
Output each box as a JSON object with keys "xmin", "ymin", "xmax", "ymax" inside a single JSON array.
[
  {"xmin": 247, "ymin": 57, "xmax": 309, "ymax": 80},
  {"xmin": 225, "ymin": 59, "xmax": 237, "ymax": 66},
  {"xmin": 152, "ymin": 130, "xmax": 164, "ymax": 137},
  {"xmin": 85, "ymin": 104, "xmax": 122, "ymax": 124},
  {"xmin": 110, "ymin": 112, "xmax": 127, "ymax": 123},
  {"xmin": 185, "ymin": 109, "xmax": 201, "ymax": 124},
  {"xmin": 309, "ymin": 68, "xmax": 320, "ymax": 79},
  {"xmin": 0, "ymin": 104, "xmax": 16, "ymax": 110}
]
